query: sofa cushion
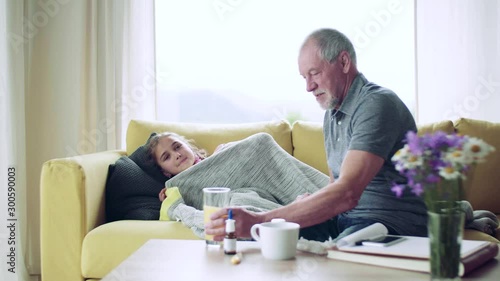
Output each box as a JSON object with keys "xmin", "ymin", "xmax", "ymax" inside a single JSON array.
[
  {"xmin": 106, "ymin": 131, "xmax": 175, "ymax": 222},
  {"xmin": 454, "ymin": 118, "xmax": 500, "ymax": 214},
  {"xmin": 105, "ymin": 155, "xmax": 164, "ymax": 222},
  {"xmin": 81, "ymin": 220, "xmax": 199, "ymax": 279},
  {"xmin": 417, "ymin": 120, "xmax": 455, "ymax": 135},
  {"xmin": 463, "ymin": 228, "xmax": 500, "ymax": 243},
  {"xmin": 291, "ymin": 121, "xmax": 328, "ymax": 175},
  {"xmin": 126, "ymin": 119, "xmax": 293, "ymax": 156}
]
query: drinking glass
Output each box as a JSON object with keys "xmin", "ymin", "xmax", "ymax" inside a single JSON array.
[{"xmin": 203, "ymin": 187, "xmax": 230, "ymax": 246}]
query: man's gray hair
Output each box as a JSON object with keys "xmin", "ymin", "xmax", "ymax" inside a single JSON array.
[{"xmin": 304, "ymin": 28, "xmax": 357, "ymax": 66}]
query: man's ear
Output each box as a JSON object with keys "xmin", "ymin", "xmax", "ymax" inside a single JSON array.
[{"xmin": 340, "ymin": 51, "xmax": 351, "ymax": 73}]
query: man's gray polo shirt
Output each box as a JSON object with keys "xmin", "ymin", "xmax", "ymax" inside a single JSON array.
[{"xmin": 323, "ymin": 73, "xmax": 427, "ymax": 236}]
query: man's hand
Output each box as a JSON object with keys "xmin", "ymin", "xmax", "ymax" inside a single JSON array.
[{"xmin": 205, "ymin": 207, "xmax": 263, "ymax": 240}]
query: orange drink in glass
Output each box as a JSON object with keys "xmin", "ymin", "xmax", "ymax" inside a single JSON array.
[{"xmin": 202, "ymin": 187, "xmax": 230, "ymax": 246}]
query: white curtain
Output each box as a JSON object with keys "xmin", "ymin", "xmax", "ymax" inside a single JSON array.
[
  {"xmin": 83, "ymin": 0, "xmax": 156, "ymax": 153},
  {"xmin": 416, "ymin": 0, "xmax": 500, "ymax": 124},
  {"xmin": 1, "ymin": 0, "xmax": 155, "ymax": 279},
  {"xmin": 1, "ymin": 1, "xmax": 31, "ymax": 280}
]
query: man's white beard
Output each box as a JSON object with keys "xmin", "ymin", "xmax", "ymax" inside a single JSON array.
[{"xmin": 323, "ymin": 96, "xmax": 339, "ymax": 110}]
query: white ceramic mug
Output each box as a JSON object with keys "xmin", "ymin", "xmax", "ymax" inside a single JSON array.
[{"xmin": 250, "ymin": 220, "xmax": 300, "ymax": 260}]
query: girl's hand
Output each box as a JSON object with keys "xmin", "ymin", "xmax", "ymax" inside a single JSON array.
[{"xmin": 158, "ymin": 187, "xmax": 167, "ymax": 202}]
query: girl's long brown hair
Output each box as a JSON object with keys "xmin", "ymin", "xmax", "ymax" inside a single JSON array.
[{"xmin": 147, "ymin": 132, "xmax": 207, "ymax": 165}]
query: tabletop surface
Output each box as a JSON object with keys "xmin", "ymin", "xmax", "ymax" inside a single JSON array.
[{"xmin": 101, "ymin": 239, "xmax": 500, "ymax": 281}]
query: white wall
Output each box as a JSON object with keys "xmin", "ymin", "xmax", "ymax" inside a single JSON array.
[{"xmin": 416, "ymin": 0, "xmax": 500, "ymax": 125}]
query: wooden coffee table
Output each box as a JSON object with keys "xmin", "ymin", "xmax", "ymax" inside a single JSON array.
[{"xmin": 101, "ymin": 239, "xmax": 499, "ymax": 281}]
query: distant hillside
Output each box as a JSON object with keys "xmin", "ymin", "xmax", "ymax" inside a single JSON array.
[{"xmin": 158, "ymin": 88, "xmax": 323, "ymax": 123}]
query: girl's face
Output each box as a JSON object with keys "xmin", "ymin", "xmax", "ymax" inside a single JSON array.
[{"xmin": 153, "ymin": 135, "xmax": 197, "ymax": 177}]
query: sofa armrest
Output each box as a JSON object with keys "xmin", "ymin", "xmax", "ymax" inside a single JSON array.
[{"xmin": 40, "ymin": 150, "xmax": 125, "ymax": 281}]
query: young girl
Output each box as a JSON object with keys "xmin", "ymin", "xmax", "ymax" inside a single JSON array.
[
  {"xmin": 148, "ymin": 132, "xmax": 329, "ymax": 240},
  {"xmin": 147, "ymin": 132, "xmax": 233, "ymax": 201},
  {"xmin": 147, "ymin": 132, "xmax": 206, "ymax": 201}
]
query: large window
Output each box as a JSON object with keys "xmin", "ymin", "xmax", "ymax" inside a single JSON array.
[{"xmin": 155, "ymin": 0, "xmax": 415, "ymax": 124}]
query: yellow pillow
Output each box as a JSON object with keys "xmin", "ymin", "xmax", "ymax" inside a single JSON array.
[
  {"xmin": 417, "ymin": 120, "xmax": 455, "ymax": 135},
  {"xmin": 159, "ymin": 187, "xmax": 182, "ymax": 221},
  {"xmin": 126, "ymin": 119, "xmax": 293, "ymax": 156},
  {"xmin": 291, "ymin": 121, "xmax": 328, "ymax": 175},
  {"xmin": 454, "ymin": 118, "xmax": 500, "ymax": 213}
]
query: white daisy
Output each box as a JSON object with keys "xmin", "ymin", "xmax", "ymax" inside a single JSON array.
[
  {"xmin": 404, "ymin": 153, "xmax": 423, "ymax": 169},
  {"xmin": 463, "ymin": 137, "xmax": 496, "ymax": 163},
  {"xmin": 438, "ymin": 166, "xmax": 462, "ymax": 180},
  {"xmin": 445, "ymin": 149, "xmax": 472, "ymax": 166},
  {"xmin": 392, "ymin": 145, "xmax": 409, "ymax": 162}
]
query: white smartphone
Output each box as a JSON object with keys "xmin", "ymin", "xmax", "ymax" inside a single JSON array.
[{"xmin": 361, "ymin": 235, "xmax": 406, "ymax": 247}]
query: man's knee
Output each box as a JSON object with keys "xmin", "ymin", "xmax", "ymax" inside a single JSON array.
[{"xmin": 299, "ymin": 218, "xmax": 338, "ymax": 242}]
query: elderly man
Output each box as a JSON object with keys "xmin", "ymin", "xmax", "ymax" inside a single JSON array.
[{"xmin": 206, "ymin": 28, "xmax": 427, "ymax": 242}]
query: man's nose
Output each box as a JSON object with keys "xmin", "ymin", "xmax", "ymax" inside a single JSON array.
[{"xmin": 306, "ymin": 79, "xmax": 317, "ymax": 92}]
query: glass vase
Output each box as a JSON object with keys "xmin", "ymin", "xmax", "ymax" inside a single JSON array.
[{"xmin": 427, "ymin": 202, "xmax": 465, "ymax": 281}]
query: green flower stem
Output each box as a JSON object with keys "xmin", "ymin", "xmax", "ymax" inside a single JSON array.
[
  {"xmin": 426, "ymin": 179, "xmax": 465, "ymax": 280},
  {"xmin": 428, "ymin": 208, "xmax": 465, "ymax": 280},
  {"xmin": 424, "ymin": 178, "xmax": 463, "ymax": 213}
]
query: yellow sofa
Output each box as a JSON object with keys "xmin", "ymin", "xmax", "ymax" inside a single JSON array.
[{"xmin": 40, "ymin": 118, "xmax": 500, "ymax": 281}]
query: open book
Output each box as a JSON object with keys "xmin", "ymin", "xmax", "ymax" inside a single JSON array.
[{"xmin": 328, "ymin": 223, "xmax": 499, "ymax": 276}]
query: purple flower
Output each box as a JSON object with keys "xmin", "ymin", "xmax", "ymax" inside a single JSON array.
[
  {"xmin": 447, "ymin": 134, "xmax": 465, "ymax": 147},
  {"xmin": 411, "ymin": 183, "xmax": 424, "ymax": 196},
  {"xmin": 405, "ymin": 131, "xmax": 422, "ymax": 155},
  {"xmin": 427, "ymin": 131, "xmax": 449, "ymax": 150},
  {"xmin": 425, "ymin": 174, "xmax": 440, "ymax": 184},
  {"xmin": 391, "ymin": 184, "xmax": 405, "ymax": 198},
  {"xmin": 389, "ymin": 130, "xmax": 493, "ymax": 204}
]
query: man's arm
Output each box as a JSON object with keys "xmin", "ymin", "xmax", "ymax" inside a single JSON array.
[
  {"xmin": 206, "ymin": 149, "xmax": 385, "ymax": 239},
  {"xmin": 261, "ymin": 150, "xmax": 384, "ymax": 226},
  {"xmin": 329, "ymin": 169, "xmax": 335, "ymax": 184}
]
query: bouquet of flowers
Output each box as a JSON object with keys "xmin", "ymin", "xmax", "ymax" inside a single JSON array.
[{"xmin": 391, "ymin": 130, "xmax": 495, "ymax": 212}]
